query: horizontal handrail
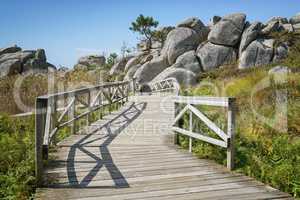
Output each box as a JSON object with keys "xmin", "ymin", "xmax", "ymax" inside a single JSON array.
[
  {"xmin": 35, "ymin": 79, "xmax": 136, "ymax": 186},
  {"xmin": 173, "ymin": 95, "xmax": 236, "ymax": 170}
]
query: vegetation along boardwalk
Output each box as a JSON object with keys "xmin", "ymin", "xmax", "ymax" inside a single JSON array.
[{"xmin": 35, "ymin": 79, "xmax": 293, "ymax": 199}]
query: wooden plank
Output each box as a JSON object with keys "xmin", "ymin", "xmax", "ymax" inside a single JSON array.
[{"xmin": 36, "ymin": 94, "xmax": 290, "ymax": 200}]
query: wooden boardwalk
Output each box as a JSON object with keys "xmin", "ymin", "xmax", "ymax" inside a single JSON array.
[{"xmin": 36, "ymin": 94, "xmax": 293, "ymax": 200}]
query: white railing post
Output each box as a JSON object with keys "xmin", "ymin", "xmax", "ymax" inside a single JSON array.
[
  {"xmin": 68, "ymin": 94, "xmax": 76, "ymax": 135},
  {"xmin": 227, "ymin": 98, "xmax": 236, "ymax": 170},
  {"xmin": 189, "ymin": 109, "xmax": 193, "ymax": 153}
]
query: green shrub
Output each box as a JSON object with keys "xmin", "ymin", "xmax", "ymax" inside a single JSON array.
[
  {"xmin": 180, "ymin": 65, "xmax": 300, "ymax": 197},
  {"xmin": 0, "ymin": 114, "xmax": 36, "ymax": 200}
]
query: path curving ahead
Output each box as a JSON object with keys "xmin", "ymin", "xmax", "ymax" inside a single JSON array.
[{"xmin": 36, "ymin": 94, "xmax": 293, "ymax": 200}]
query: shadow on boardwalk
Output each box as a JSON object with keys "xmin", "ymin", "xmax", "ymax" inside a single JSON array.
[{"xmin": 49, "ymin": 102, "xmax": 147, "ymax": 189}]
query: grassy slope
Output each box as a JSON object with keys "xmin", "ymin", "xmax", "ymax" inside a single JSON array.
[{"xmin": 179, "ymin": 32, "xmax": 300, "ymax": 197}]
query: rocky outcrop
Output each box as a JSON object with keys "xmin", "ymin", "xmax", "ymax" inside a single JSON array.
[
  {"xmin": 290, "ymin": 13, "xmax": 300, "ymax": 24},
  {"xmin": 208, "ymin": 16, "xmax": 222, "ymax": 28},
  {"xmin": 0, "ymin": 46, "xmax": 55, "ymax": 78},
  {"xmin": 74, "ymin": 55, "xmax": 106, "ymax": 70},
  {"xmin": 239, "ymin": 39, "xmax": 274, "ymax": 69},
  {"xmin": 0, "ymin": 46, "xmax": 22, "ymax": 56},
  {"xmin": 173, "ymin": 51, "xmax": 202, "ymax": 74},
  {"xmin": 197, "ymin": 42, "xmax": 237, "ymax": 71},
  {"xmin": 239, "ymin": 22, "xmax": 264, "ymax": 55},
  {"xmin": 177, "ymin": 17, "xmax": 209, "ymax": 41},
  {"xmin": 124, "ymin": 64, "xmax": 141, "ymax": 81},
  {"xmin": 151, "ymin": 67, "xmax": 197, "ymax": 86},
  {"xmin": 124, "ymin": 56, "xmax": 141, "ymax": 72},
  {"xmin": 161, "ymin": 27, "xmax": 201, "ymax": 65},
  {"xmin": 109, "ymin": 57, "xmax": 131, "ymax": 75},
  {"xmin": 268, "ymin": 65, "xmax": 291, "ymax": 75},
  {"xmin": 273, "ymin": 43, "xmax": 289, "ymax": 62},
  {"xmin": 261, "ymin": 21, "xmax": 280, "ymax": 35},
  {"xmin": 134, "ymin": 56, "xmax": 169, "ymax": 84},
  {"xmin": 125, "ymin": 12, "xmax": 299, "ymax": 86},
  {"xmin": 208, "ymin": 13, "xmax": 246, "ymax": 46}
]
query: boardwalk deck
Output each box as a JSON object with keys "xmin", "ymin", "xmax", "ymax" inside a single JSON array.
[{"xmin": 36, "ymin": 94, "xmax": 293, "ymax": 200}]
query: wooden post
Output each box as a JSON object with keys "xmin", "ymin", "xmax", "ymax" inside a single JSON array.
[
  {"xmin": 189, "ymin": 109, "xmax": 193, "ymax": 153},
  {"xmin": 132, "ymin": 78, "xmax": 136, "ymax": 95},
  {"xmin": 51, "ymin": 97, "xmax": 57, "ymax": 145},
  {"xmin": 227, "ymin": 98, "xmax": 236, "ymax": 170},
  {"xmin": 35, "ymin": 97, "xmax": 47, "ymax": 186},
  {"xmin": 98, "ymin": 90, "xmax": 103, "ymax": 119},
  {"xmin": 68, "ymin": 94, "xmax": 76, "ymax": 134},
  {"xmin": 174, "ymin": 103, "xmax": 180, "ymax": 145},
  {"xmin": 87, "ymin": 92, "xmax": 91, "ymax": 125},
  {"xmin": 126, "ymin": 82, "xmax": 129, "ymax": 102}
]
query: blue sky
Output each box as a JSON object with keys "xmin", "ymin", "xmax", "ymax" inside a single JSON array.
[{"xmin": 1, "ymin": 0, "xmax": 299, "ymax": 67}]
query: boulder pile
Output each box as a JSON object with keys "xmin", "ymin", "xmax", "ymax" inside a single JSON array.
[
  {"xmin": 0, "ymin": 45, "xmax": 56, "ymax": 78},
  {"xmin": 74, "ymin": 55, "xmax": 106, "ymax": 70},
  {"xmin": 114, "ymin": 12, "xmax": 300, "ymax": 86}
]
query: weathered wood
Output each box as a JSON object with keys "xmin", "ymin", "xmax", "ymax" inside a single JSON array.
[
  {"xmin": 35, "ymin": 94, "xmax": 291, "ymax": 200},
  {"xmin": 173, "ymin": 96, "xmax": 230, "ymax": 107},
  {"xmin": 68, "ymin": 94, "xmax": 76, "ymax": 135},
  {"xmin": 35, "ymin": 97, "xmax": 47, "ymax": 186},
  {"xmin": 227, "ymin": 98, "xmax": 236, "ymax": 170}
]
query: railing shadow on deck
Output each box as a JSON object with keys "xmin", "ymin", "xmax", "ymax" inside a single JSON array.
[{"xmin": 48, "ymin": 102, "xmax": 147, "ymax": 189}]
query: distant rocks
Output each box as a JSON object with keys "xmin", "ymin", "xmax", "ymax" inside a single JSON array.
[
  {"xmin": 74, "ymin": 55, "xmax": 106, "ymax": 70},
  {"xmin": 290, "ymin": 13, "xmax": 300, "ymax": 24},
  {"xmin": 0, "ymin": 45, "xmax": 55, "ymax": 78},
  {"xmin": 0, "ymin": 46, "xmax": 22, "ymax": 56}
]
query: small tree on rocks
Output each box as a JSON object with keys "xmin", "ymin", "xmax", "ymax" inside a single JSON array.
[{"xmin": 130, "ymin": 14, "xmax": 159, "ymax": 49}]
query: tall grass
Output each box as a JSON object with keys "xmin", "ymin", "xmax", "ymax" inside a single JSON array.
[{"xmin": 179, "ymin": 45, "xmax": 300, "ymax": 197}]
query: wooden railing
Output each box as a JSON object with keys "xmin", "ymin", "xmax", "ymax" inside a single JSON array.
[
  {"xmin": 149, "ymin": 78, "xmax": 180, "ymax": 94},
  {"xmin": 35, "ymin": 79, "xmax": 135, "ymax": 185},
  {"xmin": 172, "ymin": 96, "xmax": 236, "ymax": 170}
]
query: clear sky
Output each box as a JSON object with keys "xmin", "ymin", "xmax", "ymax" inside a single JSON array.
[{"xmin": 1, "ymin": 0, "xmax": 299, "ymax": 68}]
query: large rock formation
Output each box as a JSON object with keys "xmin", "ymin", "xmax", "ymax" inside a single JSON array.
[
  {"xmin": 123, "ymin": 12, "xmax": 299, "ymax": 86},
  {"xmin": 177, "ymin": 17, "xmax": 209, "ymax": 42},
  {"xmin": 208, "ymin": 13, "xmax": 246, "ymax": 46},
  {"xmin": 151, "ymin": 67, "xmax": 197, "ymax": 86},
  {"xmin": 197, "ymin": 42, "xmax": 237, "ymax": 71},
  {"xmin": 290, "ymin": 13, "xmax": 300, "ymax": 24},
  {"xmin": 109, "ymin": 57, "xmax": 131, "ymax": 76},
  {"xmin": 239, "ymin": 22, "xmax": 264, "ymax": 55},
  {"xmin": 74, "ymin": 55, "xmax": 106, "ymax": 70},
  {"xmin": 173, "ymin": 50, "xmax": 202, "ymax": 74},
  {"xmin": 133, "ymin": 56, "xmax": 169, "ymax": 84},
  {"xmin": 124, "ymin": 64, "xmax": 141, "ymax": 81},
  {"xmin": 0, "ymin": 46, "xmax": 55, "ymax": 78},
  {"xmin": 161, "ymin": 27, "xmax": 201, "ymax": 65},
  {"xmin": 239, "ymin": 39, "xmax": 275, "ymax": 69}
]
